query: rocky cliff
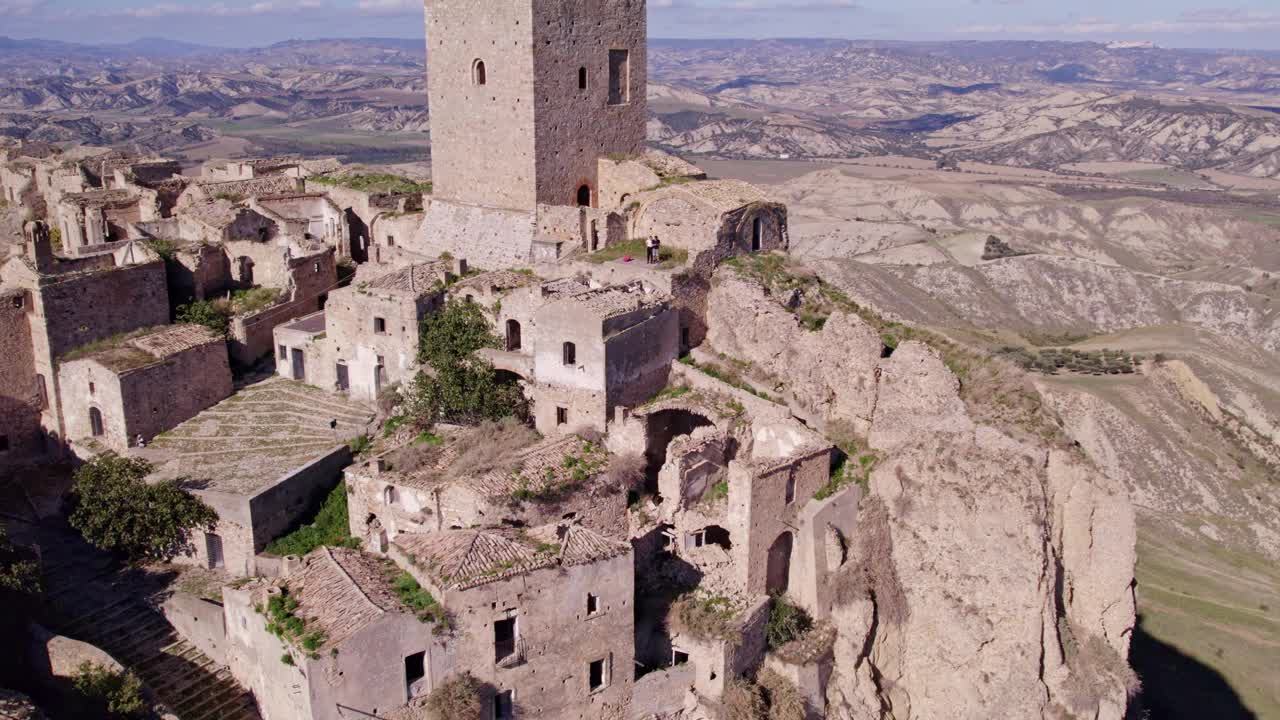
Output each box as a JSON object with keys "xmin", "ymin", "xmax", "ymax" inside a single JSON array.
[{"xmin": 705, "ymin": 267, "xmax": 1138, "ymax": 720}]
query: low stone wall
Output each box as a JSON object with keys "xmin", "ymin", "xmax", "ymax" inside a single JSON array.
[
  {"xmin": 672, "ymin": 353, "xmax": 793, "ymax": 423},
  {"xmin": 161, "ymin": 592, "xmax": 228, "ymax": 666},
  {"xmin": 248, "ymin": 444, "xmax": 352, "ymax": 552},
  {"xmin": 629, "ymin": 664, "xmax": 695, "ymax": 719}
]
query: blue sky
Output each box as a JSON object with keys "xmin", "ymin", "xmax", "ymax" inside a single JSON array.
[{"xmin": 1, "ymin": 0, "xmax": 1278, "ymax": 50}]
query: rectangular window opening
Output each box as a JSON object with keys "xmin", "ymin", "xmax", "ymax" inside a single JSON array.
[
  {"xmin": 785, "ymin": 474, "xmax": 796, "ymax": 505},
  {"xmin": 494, "ymin": 617, "xmax": 517, "ymax": 663},
  {"xmin": 0, "ymin": 435, "xmax": 10, "ymax": 453},
  {"xmin": 278, "ymin": 345, "xmax": 288, "ymax": 361},
  {"xmin": 589, "ymin": 657, "xmax": 607, "ymax": 692},
  {"xmin": 586, "ymin": 593, "xmax": 599, "ymax": 615},
  {"xmin": 608, "ymin": 50, "xmax": 630, "ymax": 105},
  {"xmin": 374, "ymin": 317, "xmax": 387, "ymax": 334},
  {"xmin": 672, "ymin": 649, "xmax": 689, "ymax": 666},
  {"xmin": 556, "ymin": 407, "xmax": 568, "ymax": 426},
  {"xmin": 387, "ymin": 234, "xmax": 396, "ymax": 247},
  {"xmin": 405, "ymin": 651, "xmax": 426, "ymax": 688}
]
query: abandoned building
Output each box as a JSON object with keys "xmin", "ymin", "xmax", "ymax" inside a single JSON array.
[
  {"xmin": 57, "ymin": 324, "xmax": 232, "ymax": 453},
  {"xmin": 273, "ymin": 261, "xmax": 461, "ymax": 400},
  {"xmin": 0, "ymin": 222, "xmax": 169, "ymax": 459},
  {"xmin": 54, "ymin": 189, "xmax": 158, "ymax": 256},
  {"xmin": 346, "ymin": 432, "xmax": 626, "ymax": 549}
]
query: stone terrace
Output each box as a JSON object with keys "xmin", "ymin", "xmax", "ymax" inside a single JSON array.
[{"xmin": 146, "ymin": 377, "xmax": 373, "ymax": 494}]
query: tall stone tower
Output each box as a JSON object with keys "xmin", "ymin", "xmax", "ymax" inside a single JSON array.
[{"xmin": 424, "ymin": 0, "xmax": 647, "ymax": 212}]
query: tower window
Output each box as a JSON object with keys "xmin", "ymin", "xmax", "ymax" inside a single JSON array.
[
  {"xmin": 473, "ymin": 59, "xmax": 487, "ymax": 86},
  {"xmin": 578, "ymin": 66, "xmax": 588, "ymax": 90},
  {"xmin": 608, "ymin": 50, "xmax": 629, "ymax": 105},
  {"xmin": 588, "ymin": 657, "xmax": 608, "ymax": 692}
]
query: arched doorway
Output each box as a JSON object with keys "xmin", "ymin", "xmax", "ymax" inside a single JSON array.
[
  {"xmin": 751, "ymin": 216, "xmax": 763, "ymax": 252},
  {"xmin": 766, "ymin": 531, "xmax": 793, "ymax": 595},
  {"xmin": 506, "ymin": 319, "xmax": 522, "ymax": 351},
  {"xmin": 577, "ymin": 184, "xmax": 592, "ymax": 207},
  {"xmin": 89, "ymin": 407, "xmax": 105, "ymax": 437},
  {"xmin": 472, "ymin": 59, "xmax": 487, "ymax": 86}
]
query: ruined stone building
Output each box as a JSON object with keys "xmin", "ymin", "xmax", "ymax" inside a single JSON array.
[
  {"xmin": 57, "ymin": 324, "xmax": 232, "ymax": 453},
  {"xmin": 0, "ymin": 222, "xmax": 168, "ymax": 460},
  {"xmin": 274, "ymin": 261, "xmax": 461, "ymax": 400},
  {"xmin": 55, "ymin": 189, "xmax": 158, "ymax": 256}
]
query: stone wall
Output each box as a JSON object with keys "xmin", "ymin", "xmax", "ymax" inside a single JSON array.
[
  {"xmin": 425, "ymin": 0, "xmax": 538, "ymax": 210},
  {"xmin": 58, "ymin": 359, "xmax": 128, "ymax": 452},
  {"xmin": 598, "ymin": 158, "xmax": 660, "ymax": 210},
  {"xmin": 41, "ymin": 262, "xmax": 169, "ymax": 359},
  {"xmin": 115, "ymin": 340, "xmax": 232, "ymax": 444},
  {"xmin": 734, "ymin": 447, "xmax": 833, "ymax": 597},
  {"xmin": 0, "ymin": 290, "xmax": 42, "ymax": 464},
  {"xmin": 530, "ymin": 0, "xmax": 647, "ymax": 208},
  {"xmin": 603, "ymin": 307, "xmax": 678, "ymax": 408},
  {"xmin": 161, "ymin": 593, "xmax": 228, "ymax": 666},
  {"xmin": 248, "ymin": 446, "xmax": 352, "ymax": 553},
  {"xmin": 411, "ymin": 199, "xmax": 536, "ymax": 269},
  {"xmin": 398, "ymin": 548, "xmax": 636, "ymax": 720},
  {"xmin": 223, "ymin": 585, "xmax": 313, "ymax": 720}
]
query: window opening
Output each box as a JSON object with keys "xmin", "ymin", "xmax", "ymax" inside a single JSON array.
[
  {"xmin": 577, "ymin": 184, "xmax": 591, "ymax": 207},
  {"xmin": 589, "ymin": 658, "xmax": 608, "ymax": 692},
  {"xmin": 608, "ymin": 50, "xmax": 629, "ymax": 105},
  {"xmin": 374, "ymin": 317, "xmax": 387, "ymax": 334},
  {"xmin": 578, "ymin": 66, "xmax": 588, "ymax": 90},
  {"xmin": 494, "ymin": 690, "xmax": 514, "ymax": 720},
  {"xmin": 586, "ymin": 593, "xmax": 599, "ymax": 615},
  {"xmin": 556, "ymin": 407, "xmax": 569, "ymax": 426},
  {"xmin": 494, "ymin": 617, "xmax": 517, "ymax": 662},
  {"xmin": 562, "ymin": 341, "xmax": 576, "ymax": 366},
  {"xmin": 473, "ymin": 59, "xmax": 487, "ymax": 86},
  {"xmin": 404, "ymin": 651, "xmax": 426, "ymax": 690}
]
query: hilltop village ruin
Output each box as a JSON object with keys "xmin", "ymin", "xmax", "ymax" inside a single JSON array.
[{"xmin": 0, "ymin": 2, "xmax": 1141, "ymax": 720}]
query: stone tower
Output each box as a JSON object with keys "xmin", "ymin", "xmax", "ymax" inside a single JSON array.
[{"xmin": 424, "ymin": 0, "xmax": 647, "ymax": 212}]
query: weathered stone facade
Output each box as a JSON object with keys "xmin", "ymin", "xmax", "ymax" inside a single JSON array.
[{"xmin": 58, "ymin": 324, "xmax": 232, "ymax": 452}]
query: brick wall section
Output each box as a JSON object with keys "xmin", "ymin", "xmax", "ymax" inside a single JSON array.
[{"xmin": 40, "ymin": 261, "xmax": 170, "ymax": 359}]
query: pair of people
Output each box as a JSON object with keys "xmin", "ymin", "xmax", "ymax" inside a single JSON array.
[{"xmin": 645, "ymin": 235, "xmax": 662, "ymax": 264}]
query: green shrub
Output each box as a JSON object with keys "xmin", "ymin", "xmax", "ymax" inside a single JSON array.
[
  {"xmin": 261, "ymin": 585, "xmax": 326, "ymax": 658},
  {"xmin": 176, "ymin": 299, "xmax": 231, "ymax": 337},
  {"xmin": 311, "ymin": 173, "xmax": 432, "ymax": 195},
  {"xmin": 766, "ymin": 595, "xmax": 813, "ymax": 649},
  {"xmin": 348, "ymin": 434, "xmax": 372, "ymax": 455},
  {"xmin": 72, "ymin": 662, "xmax": 146, "ymax": 717},
  {"xmin": 69, "ymin": 454, "xmax": 217, "ymax": 564},
  {"xmin": 669, "ymin": 592, "xmax": 740, "ymax": 642},
  {"xmin": 264, "ymin": 481, "xmax": 359, "ymax": 557}
]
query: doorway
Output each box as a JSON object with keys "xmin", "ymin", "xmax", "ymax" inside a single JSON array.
[
  {"xmin": 577, "ymin": 184, "xmax": 592, "ymax": 207},
  {"xmin": 506, "ymin": 320, "xmax": 522, "ymax": 352},
  {"xmin": 766, "ymin": 531, "xmax": 793, "ymax": 595},
  {"xmin": 291, "ymin": 348, "xmax": 306, "ymax": 381}
]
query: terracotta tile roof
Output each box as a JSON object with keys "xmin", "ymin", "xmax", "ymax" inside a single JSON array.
[
  {"xmin": 560, "ymin": 282, "xmax": 669, "ymax": 320},
  {"xmin": 539, "ymin": 277, "xmax": 588, "ymax": 299},
  {"xmin": 451, "ymin": 270, "xmax": 538, "ymax": 295},
  {"xmin": 358, "ymin": 261, "xmax": 451, "ymax": 297},
  {"xmin": 395, "ymin": 522, "xmax": 628, "ymax": 591},
  {"xmin": 71, "ymin": 324, "xmax": 221, "ymax": 373},
  {"xmin": 289, "ymin": 547, "xmax": 408, "ymax": 648},
  {"xmin": 181, "ymin": 199, "xmax": 243, "ymax": 229},
  {"xmin": 470, "ymin": 435, "xmax": 606, "ymax": 498},
  {"xmin": 61, "ymin": 189, "xmax": 139, "ymax": 209}
]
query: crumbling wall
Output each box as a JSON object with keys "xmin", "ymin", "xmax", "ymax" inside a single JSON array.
[
  {"xmin": 116, "ymin": 340, "xmax": 232, "ymax": 444},
  {"xmin": 41, "ymin": 261, "xmax": 169, "ymax": 359},
  {"xmin": 411, "ymin": 199, "xmax": 536, "ymax": 268},
  {"xmin": 248, "ymin": 446, "xmax": 352, "ymax": 553}
]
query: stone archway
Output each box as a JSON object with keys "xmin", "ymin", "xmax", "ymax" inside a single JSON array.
[{"xmin": 766, "ymin": 530, "xmax": 793, "ymax": 595}]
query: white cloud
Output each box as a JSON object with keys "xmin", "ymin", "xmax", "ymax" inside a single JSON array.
[
  {"xmin": 81, "ymin": 0, "xmax": 330, "ymax": 19},
  {"xmin": 0, "ymin": 0, "xmax": 44, "ymax": 17},
  {"xmin": 958, "ymin": 8, "xmax": 1280, "ymax": 35},
  {"xmin": 355, "ymin": 0, "xmax": 419, "ymax": 14},
  {"xmin": 652, "ymin": 0, "xmax": 858, "ymax": 10}
]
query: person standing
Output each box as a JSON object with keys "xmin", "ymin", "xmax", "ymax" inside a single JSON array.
[
  {"xmin": 652, "ymin": 236, "xmax": 662, "ymax": 264},
  {"xmin": 645, "ymin": 235, "xmax": 656, "ymax": 264}
]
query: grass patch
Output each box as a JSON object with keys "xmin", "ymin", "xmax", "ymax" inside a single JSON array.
[
  {"xmin": 996, "ymin": 346, "xmax": 1140, "ymax": 376},
  {"xmin": 144, "ymin": 237, "xmax": 178, "ymax": 260},
  {"xmin": 383, "ymin": 414, "xmax": 408, "ymax": 438},
  {"xmin": 649, "ymin": 384, "xmax": 693, "ymax": 404},
  {"xmin": 59, "ymin": 326, "xmax": 168, "ymax": 363},
  {"xmin": 391, "ymin": 570, "xmax": 451, "ymax": 629},
  {"xmin": 347, "ymin": 434, "xmax": 371, "ymax": 455},
  {"xmin": 510, "ymin": 440, "xmax": 608, "ymax": 503},
  {"xmin": 414, "ymin": 431, "xmax": 444, "ymax": 446},
  {"xmin": 816, "ymin": 451, "xmax": 877, "ymax": 499},
  {"xmin": 679, "ymin": 355, "xmax": 774, "ymax": 402},
  {"xmin": 230, "ymin": 286, "xmax": 283, "ymax": 315},
  {"xmin": 702, "ymin": 478, "xmax": 729, "ymax": 504},
  {"xmin": 311, "ymin": 173, "xmax": 433, "ymax": 195},
  {"xmin": 585, "ymin": 238, "xmax": 688, "ymax": 268},
  {"xmin": 264, "ymin": 481, "xmax": 359, "ymax": 557},
  {"xmin": 766, "ymin": 594, "xmax": 813, "ymax": 649}
]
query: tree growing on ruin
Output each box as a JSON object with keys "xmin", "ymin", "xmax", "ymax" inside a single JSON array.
[
  {"xmin": 69, "ymin": 454, "xmax": 218, "ymax": 564},
  {"xmin": 406, "ymin": 301, "xmax": 527, "ymax": 425},
  {"xmin": 176, "ymin": 299, "xmax": 231, "ymax": 338},
  {"xmin": 424, "ymin": 672, "xmax": 482, "ymax": 720}
]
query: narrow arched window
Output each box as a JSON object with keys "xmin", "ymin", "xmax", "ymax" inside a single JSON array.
[
  {"xmin": 576, "ymin": 184, "xmax": 591, "ymax": 207},
  {"xmin": 578, "ymin": 67, "xmax": 588, "ymax": 90},
  {"xmin": 473, "ymin": 59, "xmax": 487, "ymax": 86}
]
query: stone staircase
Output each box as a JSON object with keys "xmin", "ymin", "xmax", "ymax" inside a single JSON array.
[{"xmin": 34, "ymin": 523, "xmax": 262, "ymax": 720}]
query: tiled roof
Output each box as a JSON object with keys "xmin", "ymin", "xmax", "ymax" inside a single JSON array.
[
  {"xmin": 61, "ymin": 189, "xmax": 139, "ymax": 209},
  {"xmin": 73, "ymin": 324, "xmax": 221, "ymax": 373},
  {"xmin": 289, "ymin": 547, "xmax": 408, "ymax": 648},
  {"xmin": 395, "ymin": 522, "xmax": 627, "ymax": 591},
  {"xmin": 471, "ymin": 435, "xmax": 604, "ymax": 498},
  {"xmin": 451, "ymin": 270, "xmax": 537, "ymax": 295},
  {"xmin": 181, "ymin": 199, "xmax": 243, "ymax": 229},
  {"xmin": 560, "ymin": 283, "xmax": 669, "ymax": 319},
  {"xmin": 359, "ymin": 261, "xmax": 451, "ymax": 296}
]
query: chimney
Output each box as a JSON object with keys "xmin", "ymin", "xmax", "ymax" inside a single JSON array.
[{"xmin": 24, "ymin": 221, "xmax": 53, "ymax": 271}]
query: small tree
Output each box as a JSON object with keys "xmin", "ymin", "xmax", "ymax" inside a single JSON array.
[
  {"xmin": 406, "ymin": 301, "xmax": 527, "ymax": 426},
  {"xmin": 69, "ymin": 454, "xmax": 218, "ymax": 564},
  {"xmin": 72, "ymin": 662, "xmax": 146, "ymax": 718}
]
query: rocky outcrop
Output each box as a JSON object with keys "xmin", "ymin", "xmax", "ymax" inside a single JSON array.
[
  {"xmin": 705, "ymin": 267, "xmax": 1138, "ymax": 720},
  {"xmin": 705, "ymin": 271, "xmax": 883, "ymax": 433}
]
